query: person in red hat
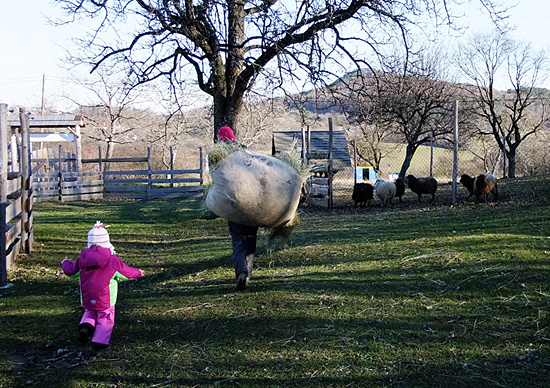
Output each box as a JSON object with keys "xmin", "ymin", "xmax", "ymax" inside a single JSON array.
[
  {"xmin": 218, "ymin": 126, "xmax": 236, "ymax": 142},
  {"xmin": 216, "ymin": 126, "xmax": 258, "ymax": 291}
]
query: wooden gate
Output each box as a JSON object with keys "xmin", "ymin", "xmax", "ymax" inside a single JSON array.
[{"xmin": 1, "ymin": 105, "xmax": 34, "ymax": 287}]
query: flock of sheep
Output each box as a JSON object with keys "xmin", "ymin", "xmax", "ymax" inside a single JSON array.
[{"xmin": 352, "ymin": 173, "xmax": 499, "ymax": 207}]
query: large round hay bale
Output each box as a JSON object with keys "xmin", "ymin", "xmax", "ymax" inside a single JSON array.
[{"xmin": 206, "ymin": 150, "xmax": 303, "ymax": 228}]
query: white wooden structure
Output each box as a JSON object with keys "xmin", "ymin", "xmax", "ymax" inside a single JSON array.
[{"xmin": 7, "ymin": 114, "xmax": 85, "ymax": 172}]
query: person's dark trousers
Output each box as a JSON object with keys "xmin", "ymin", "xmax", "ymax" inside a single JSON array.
[{"xmin": 228, "ymin": 221, "xmax": 258, "ymax": 278}]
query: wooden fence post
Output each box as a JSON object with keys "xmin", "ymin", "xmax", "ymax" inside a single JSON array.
[
  {"xmin": 452, "ymin": 100, "xmax": 459, "ymax": 206},
  {"xmin": 0, "ymin": 104, "xmax": 9, "ymax": 287},
  {"xmin": 353, "ymin": 139, "xmax": 357, "ymax": 186},
  {"xmin": 20, "ymin": 108, "xmax": 33, "ymax": 253},
  {"xmin": 169, "ymin": 146, "xmax": 174, "ymax": 188},
  {"xmin": 199, "ymin": 147, "xmax": 204, "ymax": 188},
  {"xmin": 328, "ymin": 118, "xmax": 334, "ymax": 210},
  {"xmin": 58, "ymin": 145, "xmax": 63, "ymax": 201},
  {"xmin": 147, "ymin": 147, "xmax": 152, "ymax": 196}
]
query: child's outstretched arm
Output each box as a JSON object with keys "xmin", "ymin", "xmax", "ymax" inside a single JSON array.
[
  {"xmin": 113, "ymin": 256, "xmax": 144, "ymax": 281},
  {"xmin": 61, "ymin": 256, "xmax": 80, "ymax": 277}
]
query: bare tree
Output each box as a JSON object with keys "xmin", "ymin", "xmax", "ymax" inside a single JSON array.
[
  {"xmin": 66, "ymin": 68, "xmax": 153, "ymax": 168},
  {"xmin": 348, "ymin": 48, "xmax": 459, "ymax": 178},
  {"xmin": 456, "ymin": 31, "xmax": 549, "ymax": 178},
  {"xmin": 53, "ymin": 0, "xmax": 507, "ymax": 142}
]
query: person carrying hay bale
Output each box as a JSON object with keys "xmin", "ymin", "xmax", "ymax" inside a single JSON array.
[{"xmin": 206, "ymin": 126, "xmax": 304, "ymax": 290}]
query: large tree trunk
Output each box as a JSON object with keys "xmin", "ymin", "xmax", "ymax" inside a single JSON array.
[
  {"xmin": 104, "ymin": 140, "xmax": 115, "ymax": 172},
  {"xmin": 398, "ymin": 144, "xmax": 416, "ymax": 179},
  {"xmin": 507, "ymin": 149, "xmax": 517, "ymax": 178},
  {"xmin": 213, "ymin": 94, "xmax": 243, "ymax": 143}
]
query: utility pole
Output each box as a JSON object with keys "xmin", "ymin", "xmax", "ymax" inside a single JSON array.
[{"xmin": 41, "ymin": 73, "xmax": 46, "ymax": 115}]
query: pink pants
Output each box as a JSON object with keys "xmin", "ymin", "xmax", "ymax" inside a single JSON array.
[{"xmin": 80, "ymin": 306, "xmax": 116, "ymax": 345}]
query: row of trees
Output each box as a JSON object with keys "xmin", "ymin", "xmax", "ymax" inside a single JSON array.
[
  {"xmin": 335, "ymin": 31, "xmax": 549, "ymax": 178},
  {"xmin": 49, "ymin": 0, "xmax": 548, "ymax": 178}
]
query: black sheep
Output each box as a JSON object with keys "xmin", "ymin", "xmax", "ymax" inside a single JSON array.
[
  {"xmin": 459, "ymin": 174, "xmax": 476, "ymax": 200},
  {"xmin": 394, "ymin": 177, "xmax": 405, "ymax": 203},
  {"xmin": 405, "ymin": 175, "xmax": 437, "ymax": 203},
  {"xmin": 352, "ymin": 182, "xmax": 374, "ymax": 208}
]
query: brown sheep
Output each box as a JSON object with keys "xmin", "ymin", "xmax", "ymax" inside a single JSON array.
[
  {"xmin": 460, "ymin": 173, "xmax": 498, "ymax": 202},
  {"xmin": 405, "ymin": 175, "xmax": 437, "ymax": 203},
  {"xmin": 473, "ymin": 173, "xmax": 498, "ymax": 203}
]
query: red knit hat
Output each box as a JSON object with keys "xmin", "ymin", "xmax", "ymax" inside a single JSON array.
[{"xmin": 218, "ymin": 126, "xmax": 236, "ymax": 142}]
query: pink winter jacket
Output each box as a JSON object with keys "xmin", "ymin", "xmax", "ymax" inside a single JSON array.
[{"xmin": 62, "ymin": 246, "xmax": 142, "ymax": 311}]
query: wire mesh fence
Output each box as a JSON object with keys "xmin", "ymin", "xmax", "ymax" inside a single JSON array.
[{"xmin": 317, "ymin": 139, "xmax": 508, "ymax": 209}]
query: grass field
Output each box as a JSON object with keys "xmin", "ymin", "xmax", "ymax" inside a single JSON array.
[{"xmin": 1, "ymin": 175, "xmax": 549, "ymax": 387}]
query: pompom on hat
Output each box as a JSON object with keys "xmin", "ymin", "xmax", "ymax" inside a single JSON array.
[
  {"xmin": 218, "ymin": 126, "xmax": 236, "ymax": 142},
  {"xmin": 88, "ymin": 221, "xmax": 115, "ymax": 254}
]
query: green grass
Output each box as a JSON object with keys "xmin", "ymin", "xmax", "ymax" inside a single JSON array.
[{"xmin": 1, "ymin": 176, "xmax": 549, "ymax": 387}]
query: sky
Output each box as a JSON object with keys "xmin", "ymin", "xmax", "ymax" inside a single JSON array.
[{"xmin": 0, "ymin": 0, "xmax": 548, "ymax": 113}]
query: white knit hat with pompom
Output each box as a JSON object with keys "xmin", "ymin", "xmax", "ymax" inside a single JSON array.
[{"xmin": 87, "ymin": 221, "xmax": 115, "ymax": 254}]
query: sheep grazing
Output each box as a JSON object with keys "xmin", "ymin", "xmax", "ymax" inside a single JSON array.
[
  {"xmin": 474, "ymin": 173, "xmax": 498, "ymax": 203},
  {"xmin": 394, "ymin": 177, "xmax": 405, "ymax": 203},
  {"xmin": 352, "ymin": 182, "xmax": 374, "ymax": 208},
  {"xmin": 459, "ymin": 174, "xmax": 476, "ymax": 200},
  {"xmin": 460, "ymin": 173, "xmax": 498, "ymax": 202},
  {"xmin": 405, "ymin": 175, "xmax": 437, "ymax": 203},
  {"xmin": 374, "ymin": 178, "xmax": 396, "ymax": 206}
]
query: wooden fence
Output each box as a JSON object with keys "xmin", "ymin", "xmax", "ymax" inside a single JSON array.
[
  {"xmin": 32, "ymin": 147, "xmax": 204, "ymax": 202},
  {"xmin": 1, "ymin": 105, "xmax": 34, "ymax": 287}
]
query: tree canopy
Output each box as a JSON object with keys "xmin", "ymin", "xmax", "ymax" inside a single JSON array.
[{"xmin": 55, "ymin": 0, "xmax": 507, "ymax": 141}]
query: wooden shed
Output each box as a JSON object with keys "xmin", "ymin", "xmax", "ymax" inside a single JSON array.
[
  {"xmin": 7, "ymin": 114, "xmax": 85, "ymax": 172},
  {"xmin": 272, "ymin": 129, "xmax": 352, "ymax": 173}
]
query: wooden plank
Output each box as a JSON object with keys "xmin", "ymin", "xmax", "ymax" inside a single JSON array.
[
  {"xmin": 104, "ymin": 185, "xmax": 147, "ymax": 193},
  {"xmin": 62, "ymin": 171, "xmax": 102, "ymax": 178},
  {"xmin": 103, "ymin": 170, "xmax": 149, "ymax": 176},
  {"xmin": 310, "ymin": 187, "xmax": 329, "ymax": 197},
  {"xmin": 34, "ymin": 172, "xmax": 59, "ymax": 179},
  {"xmin": 150, "ymin": 178, "xmax": 202, "ymax": 184},
  {"xmin": 5, "ymin": 200, "xmax": 21, "ymax": 223},
  {"xmin": 31, "ymin": 160, "xmax": 47, "ymax": 174},
  {"xmin": 149, "ymin": 169, "xmax": 202, "ymax": 175},
  {"xmin": 33, "ymin": 181, "xmax": 59, "ymax": 189},
  {"xmin": 5, "ymin": 239, "xmax": 21, "ymax": 271},
  {"xmin": 307, "ymin": 197, "xmax": 329, "ymax": 208},
  {"xmin": 104, "ymin": 192, "xmax": 147, "ymax": 199},
  {"xmin": 82, "ymin": 157, "xmax": 148, "ymax": 163},
  {"xmin": 33, "ymin": 189, "xmax": 59, "ymax": 197},
  {"xmin": 309, "ymin": 177, "xmax": 329, "ymax": 185},
  {"xmin": 61, "ymin": 193, "xmax": 103, "ymax": 202},
  {"xmin": 104, "ymin": 178, "xmax": 149, "ymax": 184},
  {"xmin": 61, "ymin": 179, "xmax": 103, "ymax": 188},
  {"xmin": 5, "ymin": 221, "xmax": 21, "ymax": 247},
  {"xmin": 61, "ymin": 186, "xmax": 103, "ymax": 195},
  {"xmin": 6, "ymin": 178, "xmax": 20, "ymax": 194}
]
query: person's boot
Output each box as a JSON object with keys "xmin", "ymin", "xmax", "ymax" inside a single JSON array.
[
  {"xmin": 78, "ymin": 323, "xmax": 95, "ymax": 344},
  {"xmin": 236, "ymin": 272, "xmax": 247, "ymax": 291}
]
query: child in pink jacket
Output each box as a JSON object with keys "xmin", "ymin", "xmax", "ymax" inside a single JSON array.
[{"xmin": 62, "ymin": 221, "xmax": 144, "ymax": 350}]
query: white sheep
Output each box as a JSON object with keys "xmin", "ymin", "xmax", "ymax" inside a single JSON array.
[{"xmin": 374, "ymin": 178, "xmax": 396, "ymax": 206}]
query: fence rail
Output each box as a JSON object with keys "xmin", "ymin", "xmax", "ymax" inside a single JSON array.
[{"xmin": 32, "ymin": 148, "xmax": 204, "ymax": 202}]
